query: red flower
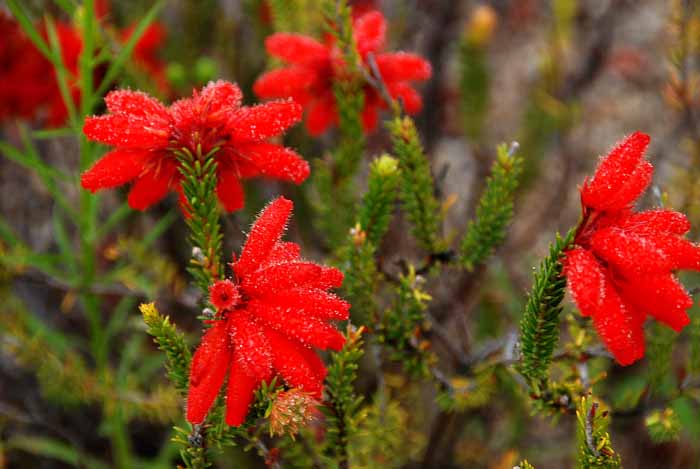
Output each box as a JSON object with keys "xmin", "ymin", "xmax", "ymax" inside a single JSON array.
[
  {"xmin": 253, "ymin": 10, "xmax": 431, "ymax": 136},
  {"xmin": 0, "ymin": 9, "xmax": 169, "ymax": 127},
  {"xmin": 186, "ymin": 197, "xmax": 350, "ymax": 426},
  {"xmin": 0, "ymin": 13, "xmax": 52, "ymax": 123},
  {"xmin": 81, "ymin": 81, "xmax": 309, "ymax": 212},
  {"xmin": 563, "ymin": 132, "xmax": 700, "ymax": 365}
]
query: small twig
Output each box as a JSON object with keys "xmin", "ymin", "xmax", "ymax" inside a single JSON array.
[
  {"xmin": 585, "ymin": 402, "xmax": 601, "ymax": 458},
  {"xmin": 363, "ymin": 52, "xmax": 402, "ymax": 114}
]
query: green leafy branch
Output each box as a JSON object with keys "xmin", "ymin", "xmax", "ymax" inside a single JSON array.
[
  {"xmin": 576, "ymin": 395, "xmax": 621, "ymax": 468},
  {"xmin": 459, "ymin": 142, "xmax": 523, "ymax": 271},
  {"xmin": 518, "ymin": 228, "xmax": 575, "ymax": 385},
  {"xmin": 387, "ymin": 116, "xmax": 446, "ymax": 254},
  {"xmin": 175, "ymin": 147, "xmax": 224, "ymax": 293},
  {"xmin": 323, "ymin": 326, "xmax": 365, "ymax": 468}
]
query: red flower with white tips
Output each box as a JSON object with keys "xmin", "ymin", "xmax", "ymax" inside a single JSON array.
[
  {"xmin": 186, "ymin": 197, "xmax": 350, "ymax": 426},
  {"xmin": 81, "ymin": 81, "xmax": 309, "ymax": 212},
  {"xmin": 563, "ymin": 132, "xmax": 700, "ymax": 365},
  {"xmin": 253, "ymin": 10, "xmax": 431, "ymax": 136}
]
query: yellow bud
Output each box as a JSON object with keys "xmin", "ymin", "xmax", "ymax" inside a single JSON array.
[
  {"xmin": 373, "ymin": 154, "xmax": 399, "ymax": 177},
  {"xmin": 465, "ymin": 4, "xmax": 498, "ymax": 47}
]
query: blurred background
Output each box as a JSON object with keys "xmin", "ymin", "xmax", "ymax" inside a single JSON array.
[{"xmin": 2, "ymin": 0, "xmax": 700, "ymax": 468}]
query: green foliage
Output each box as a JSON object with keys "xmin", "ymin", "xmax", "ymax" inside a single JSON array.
[
  {"xmin": 645, "ymin": 408, "xmax": 681, "ymax": 444},
  {"xmin": 140, "ymin": 303, "xmax": 192, "ymax": 393},
  {"xmin": 340, "ymin": 155, "xmax": 400, "ymax": 324},
  {"xmin": 173, "ymin": 426, "xmax": 212, "ymax": 469},
  {"xmin": 517, "ymin": 461, "xmax": 535, "ymax": 469},
  {"xmin": 341, "ymin": 236, "xmax": 380, "ymax": 324},
  {"xmin": 358, "ymin": 155, "xmax": 401, "ymax": 246},
  {"xmin": 575, "ymin": 395, "xmax": 621, "ymax": 468},
  {"xmin": 459, "ymin": 40, "xmax": 490, "ymax": 140},
  {"xmin": 647, "ymin": 323, "xmax": 677, "ymax": 398},
  {"xmin": 176, "ymin": 148, "xmax": 224, "ymax": 293},
  {"xmin": 435, "ymin": 372, "xmax": 496, "ymax": 412},
  {"xmin": 269, "ymin": 0, "xmax": 322, "ymax": 33},
  {"xmin": 689, "ymin": 309, "xmax": 700, "ymax": 376},
  {"xmin": 311, "ymin": 0, "xmax": 367, "ymax": 248},
  {"xmin": 518, "ymin": 229, "xmax": 575, "ymax": 383},
  {"xmin": 459, "ymin": 143, "xmax": 523, "ymax": 270},
  {"xmin": 323, "ymin": 326, "xmax": 366, "ymax": 466},
  {"xmin": 349, "ymin": 394, "xmax": 425, "ymax": 468},
  {"xmin": 609, "ymin": 375, "xmax": 647, "ymax": 412},
  {"xmin": 671, "ymin": 396, "xmax": 700, "ymax": 441},
  {"xmin": 387, "ymin": 116, "xmax": 445, "ymax": 253},
  {"xmin": 378, "ymin": 265, "xmax": 435, "ymax": 378}
]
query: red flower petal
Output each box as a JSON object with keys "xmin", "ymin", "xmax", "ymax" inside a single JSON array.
[
  {"xmin": 127, "ymin": 163, "xmax": 176, "ymax": 210},
  {"xmin": 259, "ymin": 288, "xmax": 350, "ymax": 320},
  {"xmin": 235, "ymin": 197, "xmax": 293, "ymax": 279},
  {"xmin": 619, "ymin": 275, "xmax": 692, "ymax": 332},
  {"xmin": 317, "ymin": 267, "xmax": 344, "ymax": 289},
  {"xmin": 104, "ymin": 89, "xmax": 170, "ymax": 121},
  {"xmin": 186, "ymin": 320, "xmax": 232, "ymax": 424},
  {"xmin": 591, "ymin": 281, "xmax": 645, "ymax": 366},
  {"xmin": 376, "ymin": 52, "xmax": 432, "ymax": 82},
  {"xmin": 265, "ymin": 33, "xmax": 329, "ymax": 64},
  {"xmin": 265, "ymin": 328, "xmax": 325, "ymax": 397},
  {"xmin": 216, "ymin": 167, "xmax": 245, "ymax": 212},
  {"xmin": 225, "ymin": 360, "xmax": 259, "ymax": 426},
  {"xmin": 198, "ymin": 80, "xmax": 243, "ymax": 117},
  {"xmin": 353, "ymin": 11, "xmax": 386, "ymax": 57},
  {"xmin": 580, "ymin": 132, "xmax": 651, "ymax": 211},
  {"xmin": 589, "ymin": 227, "xmax": 672, "ymax": 275},
  {"xmin": 295, "ymin": 344, "xmax": 328, "ymax": 382},
  {"xmin": 601, "ymin": 159, "xmax": 653, "ymax": 212},
  {"xmin": 618, "ymin": 209, "xmax": 691, "ymax": 236},
  {"xmin": 388, "ymin": 82, "xmax": 423, "ymax": 114},
  {"xmin": 237, "ymin": 142, "xmax": 310, "ymax": 184},
  {"xmin": 361, "ymin": 100, "xmax": 380, "ymax": 133},
  {"xmin": 563, "ymin": 248, "xmax": 606, "ymax": 317},
  {"xmin": 229, "ymin": 100, "xmax": 302, "ymax": 142},
  {"xmin": 81, "ymin": 149, "xmax": 150, "ymax": 192},
  {"xmin": 83, "ymin": 114, "xmax": 170, "ymax": 148},
  {"xmin": 253, "ymin": 66, "xmax": 321, "ymax": 102},
  {"xmin": 248, "ymin": 300, "xmax": 346, "ymax": 351},
  {"xmin": 259, "ymin": 242, "xmax": 302, "ymax": 268},
  {"xmin": 229, "ymin": 312, "xmax": 273, "ymax": 380},
  {"xmin": 243, "ymin": 262, "xmax": 323, "ymax": 295},
  {"xmin": 664, "ymin": 236, "xmax": 700, "ymax": 270},
  {"xmin": 305, "ymin": 93, "xmax": 337, "ymax": 136}
]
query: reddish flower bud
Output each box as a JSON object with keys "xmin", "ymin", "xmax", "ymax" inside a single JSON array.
[{"xmin": 209, "ymin": 280, "xmax": 240, "ymax": 311}]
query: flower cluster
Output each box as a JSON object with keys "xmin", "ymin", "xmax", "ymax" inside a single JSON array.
[
  {"xmin": 0, "ymin": 10, "xmax": 167, "ymax": 126},
  {"xmin": 81, "ymin": 81, "xmax": 308, "ymax": 211},
  {"xmin": 186, "ymin": 197, "xmax": 349, "ymax": 426},
  {"xmin": 254, "ymin": 10, "xmax": 431, "ymax": 135},
  {"xmin": 563, "ymin": 132, "xmax": 700, "ymax": 365}
]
